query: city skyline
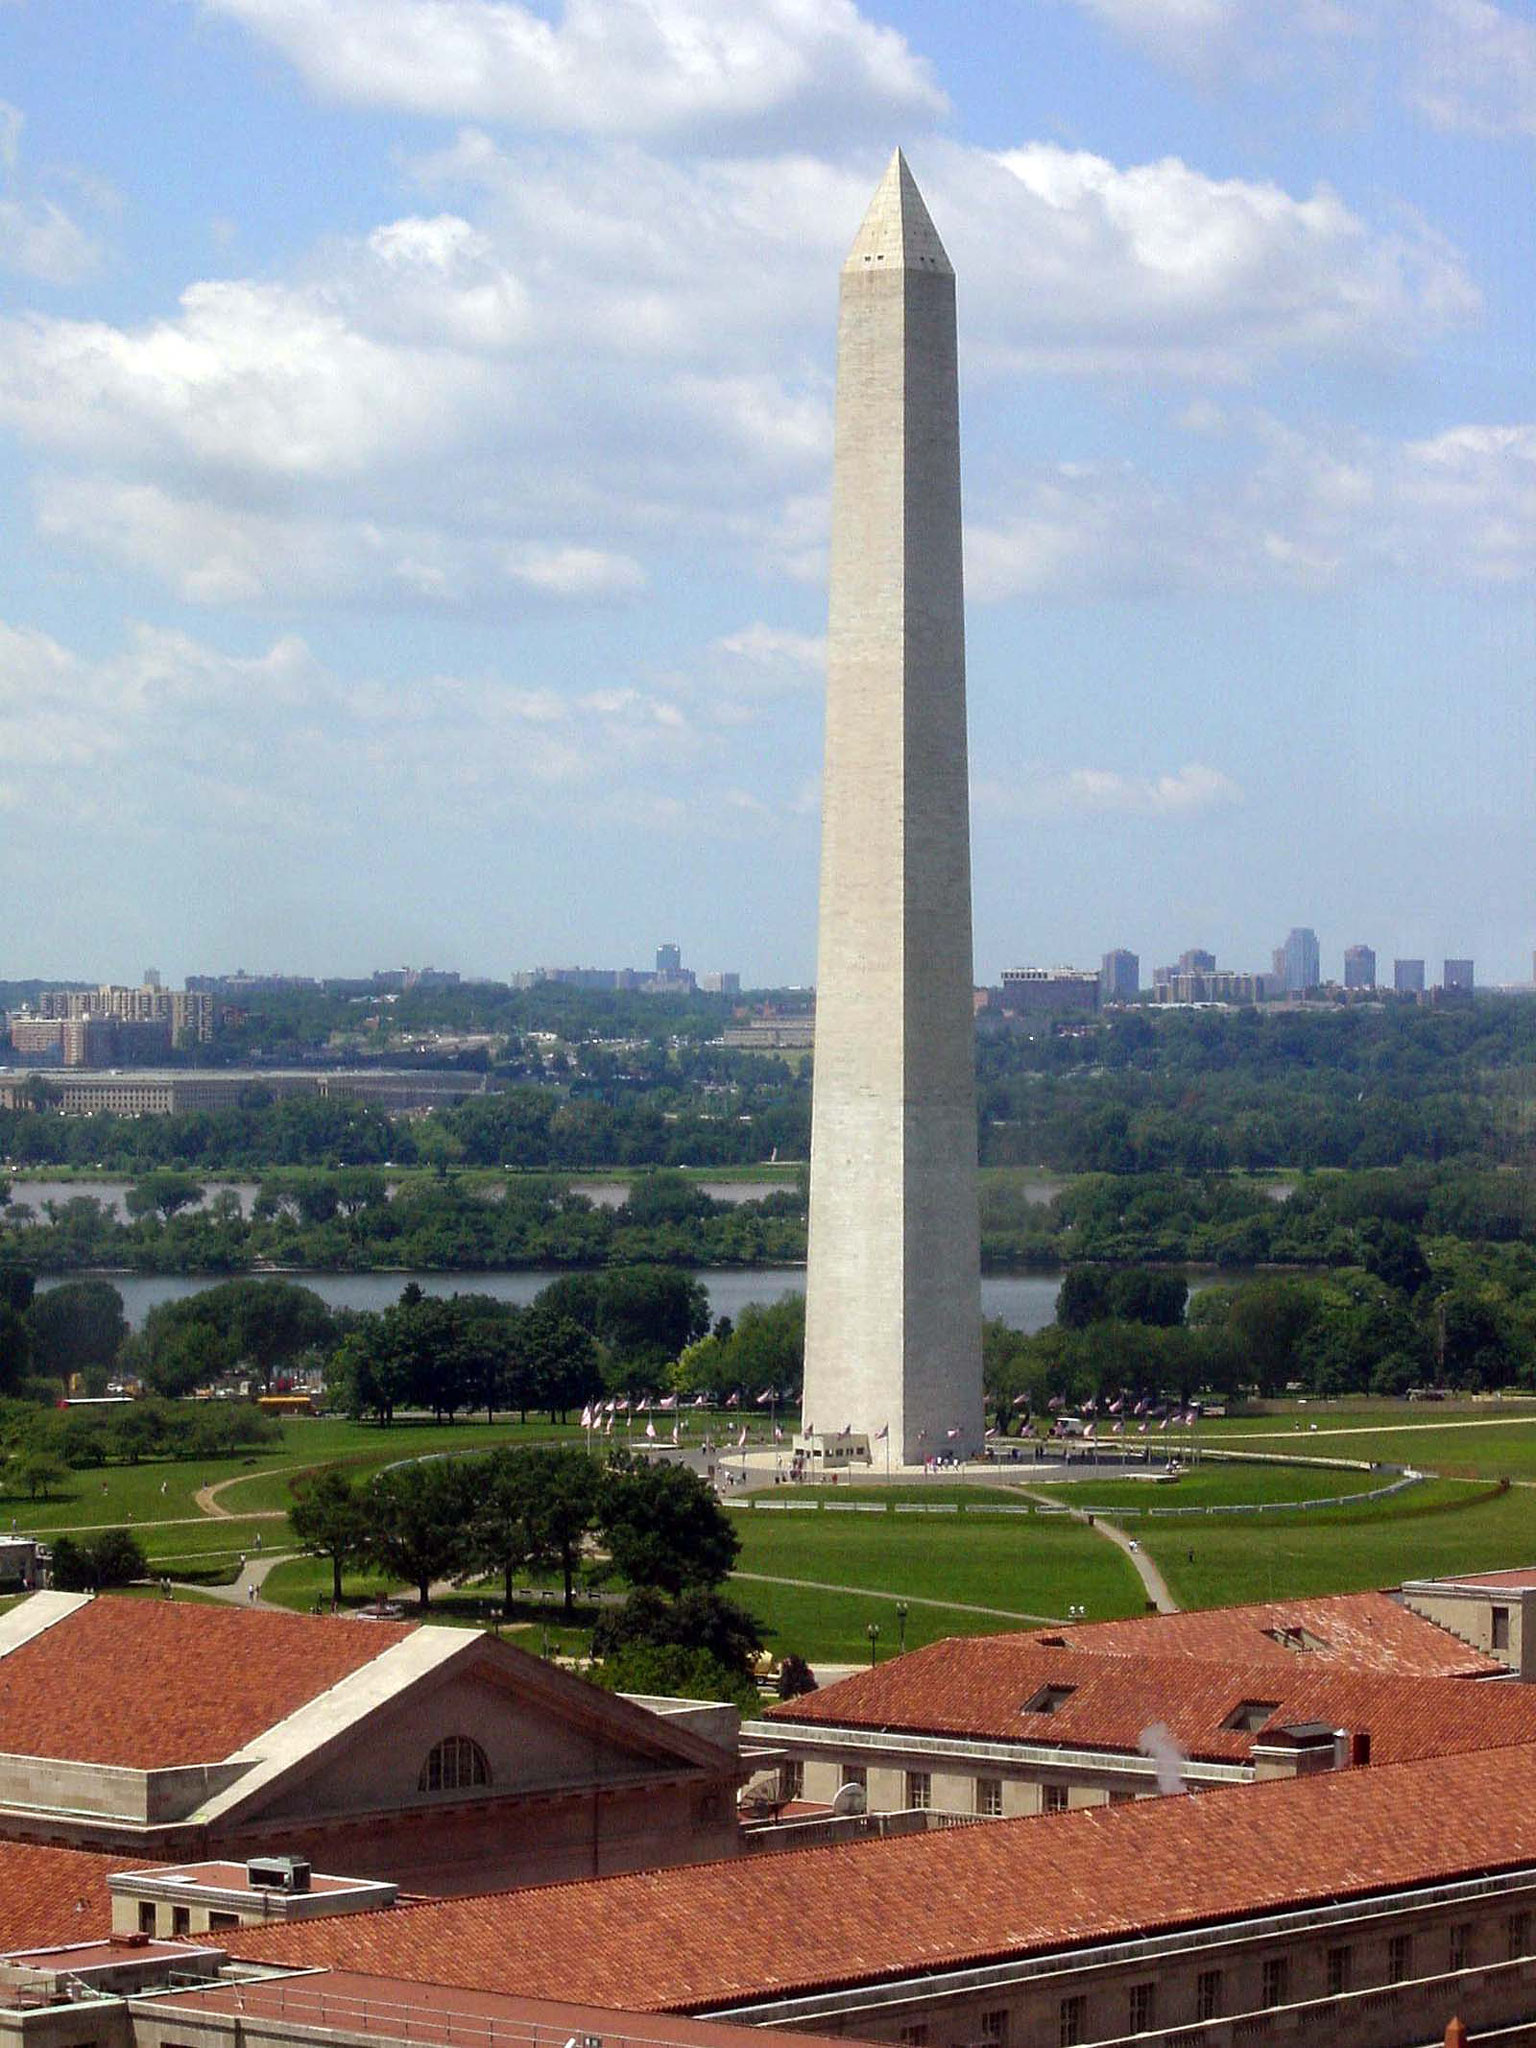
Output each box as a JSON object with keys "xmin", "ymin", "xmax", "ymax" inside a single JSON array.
[{"xmin": 2, "ymin": 2, "xmax": 1534, "ymax": 981}]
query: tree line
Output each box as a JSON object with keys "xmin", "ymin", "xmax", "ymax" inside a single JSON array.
[{"xmin": 292, "ymin": 1445, "xmax": 773, "ymax": 1705}]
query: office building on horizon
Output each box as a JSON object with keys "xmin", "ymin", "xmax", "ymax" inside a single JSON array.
[
  {"xmin": 1445, "ymin": 958, "xmax": 1475, "ymax": 993},
  {"xmin": 1274, "ymin": 927, "xmax": 1321, "ymax": 995},
  {"xmin": 1395, "ymin": 958, "xmax": 1427, "ymax": 995},
  {"xmin": 1101, "ymin": 949, "xmax": 1139, "ymax": 1002},
  {"xmin": 1344, "ymin": 944, "xmax": 1377, "ymax": 990}
]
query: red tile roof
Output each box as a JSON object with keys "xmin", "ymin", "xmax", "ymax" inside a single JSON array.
[
  {"xmin": 0, "ymin": 1598, "xmax": 415, "ymax": 1767},
  {"xmin": 0, "ymin": 1842, "xmax": 129, "ymax": 1952},
  {"xmin": 767, "ymin": 1636, "xmax": 1536, "ymax": 1765},
  {"xmin": 1040, "ymin": 1590, "xmax": 1500, "ymax": 1677},
  {"xmin": 228, "ymin": 1744, "xmax": 1536, "ymax": 2011}
]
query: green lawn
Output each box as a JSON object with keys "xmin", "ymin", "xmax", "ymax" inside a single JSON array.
[
  {"xmin": 0, "ymin": 1453, "xmax": 279, "ymax": 1532},
  {"xmin": 1042, "ymin": 1463, "xmax": 1396, "ymax": 1513},
  {"xmin": 726, "ymin": 1576, "xmax": 1051, "ymax": 1669},
  {"xmin": 1210, "ymin": 1421, "xmax": 1536, "ymax": 1482},
  {"xmin": 731, "ymin": 1504, "xmax": 1145, "ymax": 1627},
  {"xmin": 1141, "ymin": 1478, "xmax": 1534, "ymax": 1609}
]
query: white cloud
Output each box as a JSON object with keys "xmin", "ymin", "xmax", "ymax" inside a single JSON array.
[
  {"xmin": 963, "ymin": 145, "xmax": 1474, "ymax": 377},
  {"xmin": 968, "ymin": 413, "xmax": 1536, "ymax": 604},
  {"xmin": 976, "ymin": 761, "xmax": 1244, "ymax": 818},
  {"xmin": 35, "ymin": 475, "xmax": 648, "ymax": 607},
  {"xmin": 197, "ymin": 0, "xmax": 944, "ymax": 134},
  {"xmin": 0, "ymin": 100, "xmax": 102, "ymax": 285},
  {"xmin": 0, "ymin": 613, "xmax": 729, "ymax": 838},
  {"xmin": 713, "ymin": 622, "xmax": 825, "ymax": 671},
  {"xmin": 1407, "ymin": 0, "xmax": 1536, "ymax": 136},
  {"xmin": 0, "ymin": 138, "xmax": 1481, "ymax": 613},
  {"xmin": 504, "ymin": 544, "xmax": 647, "ymax": 598},
  {"xmin": 0, "ymin": 278, "xmax": 489, "ymax": 479}
]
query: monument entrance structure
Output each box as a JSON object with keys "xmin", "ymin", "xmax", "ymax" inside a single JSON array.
[{"xmin": 799, "ymin": 153, "xmax": 984, "ymax": 1471}]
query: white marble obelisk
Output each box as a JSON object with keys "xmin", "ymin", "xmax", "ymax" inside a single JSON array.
[{"xmin": 800, "ymin": 152, "xmax": 983, "ymax": 1469}]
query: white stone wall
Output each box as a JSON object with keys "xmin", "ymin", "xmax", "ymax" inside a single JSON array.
[{"xmin": 804, "ymin": 155, "xmax": 983, "ymax": 1464}]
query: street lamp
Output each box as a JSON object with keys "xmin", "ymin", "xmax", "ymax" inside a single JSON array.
[
  {"xmin": 866, "ymin": 1620, "xmax": 881, "ymax": 1667},
  {"xmin": 896, "ymin": 1601, "xmax": 909, "ymax": 1655}
]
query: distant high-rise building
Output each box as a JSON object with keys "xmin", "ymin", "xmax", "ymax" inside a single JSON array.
[
  {"xmin": 1177, "ymin": 949, "xmax": 1216, "ymax": 975},
  {"xmin": 143, "ymin": 968, "xmax": 161, "ymax": 991},
  {"xmin": 1394, "ymin": 958, "xmax": 1426, "ymax": 995},
  {"xmin": 1101, "ymin": 949, "xmax": 1139, "ymax": 1002},
  {"xmin": 1343, "ymin": 944, "xmax": 1376, "ymax": 990},
  {"xmin": 698, "ymin": 972, "xmax": 741, "ymax": 995},
  {"xmin": 1444, "ymin": 958, "xmax": 1475, "ymax": 993},
  {"xmin": 1277, "ymin": 928, "xmax": 1320, "ymax": 994},
  {"xmin": 656, "ymin": 943, "xmax": 683, "ymax": 977}
]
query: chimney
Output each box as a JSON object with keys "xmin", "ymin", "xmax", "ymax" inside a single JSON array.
[
  {"xmin": 1445, "ymin": 2019, "xmax": 1468, "ymax": 2048},
  {"xmin": 1351, "ymin": 1728, "xmax": 1371, "ymax": 1768}
]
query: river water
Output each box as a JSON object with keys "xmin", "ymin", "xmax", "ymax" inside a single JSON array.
[
  {"xmin": 2, "ymin": 1177, "xmax": 808, "ymax": 1221},
  {"xmin": 38, "ymin": 1267, "xmax": 1070, "ymax": 1334}
]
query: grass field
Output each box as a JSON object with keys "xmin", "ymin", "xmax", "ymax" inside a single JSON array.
[
  {"xmin": 1142, "ymin": 1479, "xmax": 1536, "ymax": 1609},
  {"xmin": 19, "ymin": 1397, "xmax": 1536, "ymax": 1668},
  {"xmin": 1206, "ymin": 1420, "xmax": 1536, "ymax": 1482},
  {"xmin": 1042, "ymin": 1463, "xmax": 1396, "ymax": 1512}
]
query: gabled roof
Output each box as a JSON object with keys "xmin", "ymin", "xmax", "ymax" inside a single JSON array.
[
  {"xmin": 1037, "ymin": 1590, "xmax": 1499, "ymax": 1677},
  {"xmin": 0, "ymin": 1595, "xmax": 415, "ymax": 1768},
  {"xmin": 0, "ymin": 1841, "xmax": 131, "ymax": 1950},
  {"xmin": 226, "ymin": 1744, "xmax": 1536, "ymax": 2012},
  {"xmin": 768, "ymin": 1636, "xmax": 1536, "ymax": 1765}
]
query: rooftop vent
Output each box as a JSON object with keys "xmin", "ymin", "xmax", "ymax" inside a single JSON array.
[{"xmin": 247, "ymin": 1856, "xmax": 311, "ymax": 1894}]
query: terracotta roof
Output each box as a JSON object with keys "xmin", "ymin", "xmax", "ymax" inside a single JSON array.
[
  {"xmin": 1037, "ymin": 1590, "xmax": 1500, "ymax": 1677},
  {"xmin": 0, "ymin": 1842, "xmax": 130, "ymax": 1951},
  {"xmin": 228, "ymin": 1744, "xmax": 1536, "ymax": 2011},
  {"xmin": 767, "ymin": 1636, "xmax": 1536, "ymax": 1765},
  {"xmin": 0, "ymin": 1598, "xmax": 415, "ymax": 1767}
]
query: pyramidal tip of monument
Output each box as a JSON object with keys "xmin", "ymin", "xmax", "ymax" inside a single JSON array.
[{"xmin": 843, "ymin": 148, "xmax": 953, "ymax": 276}]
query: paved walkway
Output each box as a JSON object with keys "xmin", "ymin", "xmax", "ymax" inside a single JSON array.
[
  {"xmin": 1017, "ymin": 1487, "xmax": 1179, "ymax": 1615},
  {"xmin": 183, "ymin": 1548, "xmax": 298, "ymax": 1608}
]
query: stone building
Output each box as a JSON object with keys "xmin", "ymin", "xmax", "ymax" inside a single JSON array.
[{"xmin": 0, "ymin": 1596, "xmax": 742, "ymax": 1894}]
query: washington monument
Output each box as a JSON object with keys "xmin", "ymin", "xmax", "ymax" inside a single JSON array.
[{"xmin": 800, "ymin": 152, "xmax": 984, "ymax": 1468}]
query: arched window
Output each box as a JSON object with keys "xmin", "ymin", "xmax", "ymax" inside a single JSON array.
[{"xmin": 419, "ymin": 1736, "xmax": 491, "ymax": 1794}]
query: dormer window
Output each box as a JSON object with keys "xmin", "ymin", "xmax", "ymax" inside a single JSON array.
[
  {"xmin": 1222, "ymin": 1699, "xmax": 1282, "ymax": 1733},
  {"xmin": 1022, "ymin": 1684, "xmax": 1077, "ymax": 1716},
  {"xmin": 419, "ymin": 1735, "xmax": 490, "ymax": 1793}
]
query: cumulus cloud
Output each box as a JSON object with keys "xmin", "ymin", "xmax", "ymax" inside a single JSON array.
[
  {"xmin": 967, "ymin": 413, "xmax": 1536, "ymax": 604},
  {"xmin": 0, "ymin": 613, "xmax": 724, "ymax": 841},
  {"xmin": 1407, "ymin": 0, "xmax": 1536, "ymax": 136},
  {"xmin": 0, "ymin": 100, "xmax": 103, "ymax": 285},
  {"xmin": 0, "ymin": 136, "xmax": 1483, "ymax": 611},
  {"xmin": 976, "ymin": 762, "xmax": 1243, "ymax": 818},
  {"xmin": 197, "ymin": 0, "xmax": 944, "ymax": 134}
]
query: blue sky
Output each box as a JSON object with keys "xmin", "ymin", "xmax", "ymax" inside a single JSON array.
[{"xmin": 1, "ymin": 0, "xmax": 1533, "ymax": 987}]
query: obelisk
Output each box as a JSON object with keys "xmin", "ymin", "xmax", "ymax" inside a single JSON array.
[{"xmin": 801, "ymin": 152, "xmax": 983, "ymax": 1469}]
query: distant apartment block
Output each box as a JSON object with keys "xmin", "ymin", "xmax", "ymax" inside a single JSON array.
[
  {"xmin": 1153, "ymin": 969, "xmax": 1264, "ymax": 1006},
  {"xmin": 7, "ymin": 982, "xmax": 212, "ymax": 1064},
  {"xmin": 1274, "ymin": 928, "xmax": 1321, "ymax": 994},
  {"xmin": 1100, "ymin": 949, "xmax": 1139, "ymax": 1002},
  {"xmin": 0, "ymin": 1069, "xmax": 490, "ymax": 1116},
  {"xmin": 516, "ymin": 943, "xmax": 728, "ymax": 997},
  {"xmin": 1343, "ymin": 944, "xmax": 1377, "ymax": 990},
  {"xmin": 1394, "ymin": 958, "xmax": 1426, "ymax": 994},
  {"xmin": 1445, "ymin": 957, "xmax": 1475, "ymax": 993},
  {"xmin": 996, "ymin": 968, "xmax": 1101, "ymax": 1018},
  {"xmin": 1177, "ymin": 948, "xmax": 1216, "ymax": 974}
]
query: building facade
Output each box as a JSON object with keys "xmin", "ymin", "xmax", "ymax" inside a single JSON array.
[
  {"xmin": 1344, "ymin": 944, "xmax": 1377, "ymax": 989},
  {"xmin": 1100, "ymin": 950, "xmax": 1139, "ymax": 1002}
]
